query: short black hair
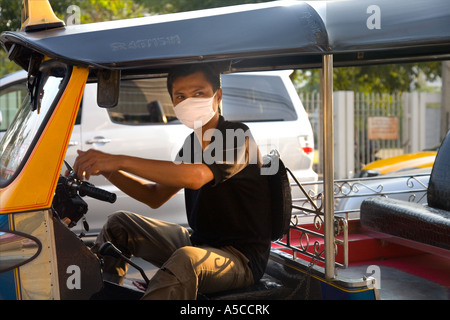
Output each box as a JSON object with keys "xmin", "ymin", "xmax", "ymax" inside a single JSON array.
[{"xmin": 167, "ymin": 63, "xmax": 221, "ymax": 100}]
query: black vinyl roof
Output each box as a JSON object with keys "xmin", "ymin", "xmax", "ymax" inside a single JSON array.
[{"xmin": 1, "ymin": 0, "xmax": 450, "ymax": 74}]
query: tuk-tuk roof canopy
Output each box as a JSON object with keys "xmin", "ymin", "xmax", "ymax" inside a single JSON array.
[{"xmin": 1, "ymin": 0, "xmax": 450, "ymax": 74}]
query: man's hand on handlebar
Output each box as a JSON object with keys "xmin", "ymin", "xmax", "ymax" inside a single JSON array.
[{"xmin": 61, "ymin": 160, "xmax": 117, "ymax": 204}]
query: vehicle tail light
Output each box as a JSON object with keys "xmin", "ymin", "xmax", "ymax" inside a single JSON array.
[
  {"xmin": 302, "ymin": 146, "xmax": 314, "ymax": 154},
  {"xmin": 298, "ymin": 135, "xmax": 314, "ymax": 155}
]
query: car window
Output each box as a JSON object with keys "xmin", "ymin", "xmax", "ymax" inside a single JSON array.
[
  {"xmin": 221, "ymin": 74, "xmax": 298, "ymax": 122},
  {"xmin": 0, "ymin": 81, "xmax": 27, "ymax": 131},
  {"xmin": 106, "ymin": 74, "xmax": 298, "ymax": 125},
  {"xmin": 107, "ymin": 78, "xmax": 178, "ymax": 125}
]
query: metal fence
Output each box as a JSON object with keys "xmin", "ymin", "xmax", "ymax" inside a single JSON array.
[
  {"xmin": 301, "ymin": 91, "xmax": 410, "ymax": 177},
  {"xmin": 354, "ymin": 92, "xmax": 404, "ymax": 166}
]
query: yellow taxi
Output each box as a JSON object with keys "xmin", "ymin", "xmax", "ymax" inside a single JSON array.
[{"xmin": 358, "ymin": 151, "xmax": 437, "ymax": 177}]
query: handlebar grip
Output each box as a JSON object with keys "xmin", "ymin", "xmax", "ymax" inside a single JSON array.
[{"xmin": 78, "ymin": 183, "xmax": 117, "ymax": 203}]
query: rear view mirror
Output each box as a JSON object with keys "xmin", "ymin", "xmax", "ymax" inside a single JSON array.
[
  {"xmin": 97, "ymin": 69, "xmax": 120, "ymax": 108},
  {"xmin": 0, "ymin": 230, "xmax": 42, "ymax": 273}
]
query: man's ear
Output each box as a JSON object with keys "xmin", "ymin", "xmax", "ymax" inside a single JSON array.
[
  {"xmin": 216, "ymin": 88, "xmax": 223, "ymax": 102},
  {"xmin": 215, "ymin": 88, "xmax": 223, "ymax": 114}
]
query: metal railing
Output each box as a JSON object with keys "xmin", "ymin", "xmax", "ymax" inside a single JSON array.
[{"xmin": 273, "ymin": 171, "xmax": 430, "ymax": 275}]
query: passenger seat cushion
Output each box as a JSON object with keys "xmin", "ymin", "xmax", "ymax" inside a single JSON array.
[
  {"xmin": 428, "ymin": 131, "xmax": 450, "ymax": 211},
  {"xmin": 360, "ymin": 197, "xmax": 450, "ymax": 250}
]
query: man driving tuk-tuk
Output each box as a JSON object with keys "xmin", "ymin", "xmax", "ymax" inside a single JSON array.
[{"xmin": 78, "ymin": 63, "xmax": 273, "ymax": 299}]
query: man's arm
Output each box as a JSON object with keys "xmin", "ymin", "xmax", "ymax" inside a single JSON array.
[
  {"xmin": 105, "ymin": 170, "xmax": 181, "ymax": 209},
  {"xmin": 73, "ymin": 149, "xmax": 214, "ymax": 207}
]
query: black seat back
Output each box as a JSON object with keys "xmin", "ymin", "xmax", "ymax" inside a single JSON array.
[
  {"xmin": 263, "ymin": 151, "xmax": 292, "ymax": 241},
  {"xmin": 427, "ymin": 130, "xmax": 450, "ymax": 211}
]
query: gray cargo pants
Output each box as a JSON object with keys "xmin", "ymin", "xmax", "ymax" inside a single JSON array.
[{"xmin": 91, "ymin": 211, "xmax": 254, "ymax": 300}]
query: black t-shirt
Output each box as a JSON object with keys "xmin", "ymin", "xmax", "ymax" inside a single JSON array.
[{"xmin": 175, "ymin": 116, "xmax": 272, "ymax": 281}]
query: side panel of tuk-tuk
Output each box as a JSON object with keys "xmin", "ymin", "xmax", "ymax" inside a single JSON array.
[
  {"xmin": 0, "ymin": 210, "xmax": 103, "ymax": 300},
  {"xmin": 0, "ymin": 211, "xmax": 58, "ymax": 299}
]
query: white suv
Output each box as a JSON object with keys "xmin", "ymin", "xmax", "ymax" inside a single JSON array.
[{"xmin": 0, "ymin": 70, "xmax": 317, "ymax": 234}]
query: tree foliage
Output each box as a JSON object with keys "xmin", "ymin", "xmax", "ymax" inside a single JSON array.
[
  {"xmin": 51, "ymin": 0, "xmax": 147, "ymax": 24},
  {"xmin": 294, "ymin": 62, "xmax": 442, "ymax": 93},
  {"xmin": 0, "ymin": 0, "xmax": 22, "ymax": 34}
]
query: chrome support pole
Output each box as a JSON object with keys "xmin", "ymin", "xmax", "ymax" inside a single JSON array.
[{"xmin": 321, "ymin": 54, "xmax": 336, "ymax": 280}]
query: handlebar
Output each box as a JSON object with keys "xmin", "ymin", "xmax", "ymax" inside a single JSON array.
[
  {"xmin": 65, "ymin": 178, "xmax": 117, "ymax": 203},
  {"xmin": 54, "ymin": 162, "xmax": 116, "ymax": 231},
  {"xmin": 78, "ymin": 181, "xmax": 117, "ymax": 203},
  {"xmin": 62, "ymin": 160, "xmax": 116, "ymax": 203}
]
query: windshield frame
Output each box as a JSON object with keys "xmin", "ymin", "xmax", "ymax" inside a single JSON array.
[{"xmin": 0, "ymin": 61, "xmax": 72, "ymax": 188}]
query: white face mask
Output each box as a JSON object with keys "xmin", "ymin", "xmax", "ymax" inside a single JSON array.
[{"xmin": 173, "ymin": 95, "xmax": 217, "ymax": 129}]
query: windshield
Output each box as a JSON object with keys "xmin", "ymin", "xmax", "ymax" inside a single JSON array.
[{"xmin": 0, "ymin": 61, "xmax": 70, "ymax": 186}]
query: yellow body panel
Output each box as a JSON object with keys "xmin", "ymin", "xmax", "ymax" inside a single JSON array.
[{"xmin": 0, "ymin": 67, "xmax": 88, "ymax": 214}]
